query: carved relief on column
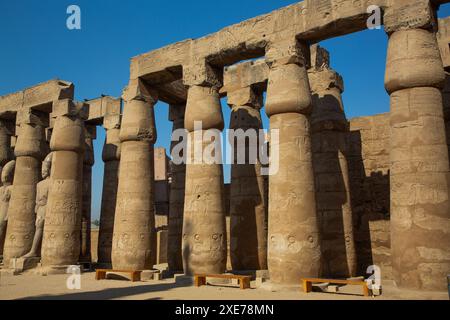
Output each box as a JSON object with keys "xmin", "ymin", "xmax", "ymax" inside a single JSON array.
[
  {"xmin": 3, "ymin": 109, "xmax": 48, "ymax": 266},
  {"xmin": 80, "ymin": 125, "xmax": 95, "ymax": 263},
  {"xmin": 41, "ymin": 100, "xmax": 85, "ymax": 268},
  {"xmin": 228, "ymin": 86, "xmax": 268, "ymax": 271},
  {"xmin": 265, "ymin": 38, "xmax": 321, "ymax": 285},
  {"xmin": 182, "ymin": 61, "xmax": 227, "ymax": 275},
  {"xmin": 384, "ymin": 4, "xmax": 450, "ymax": 291},
  {"xmin": 0, "ymin": 119, "xmax": 14, "ymax": 169},
  {"xmin": 97, "ymin": 114, "xmax": 121, "ymax": 266},
  {"xmin": 111, "ymin": 80, "xmax": 157, "ymax": 270},
  {"xmin": 167, "ymin": 104, "xmax": 186, "ymax": 272},
  {"xmin": 308, "ymin": 45, "xmax": 357, "ymax": 278}
]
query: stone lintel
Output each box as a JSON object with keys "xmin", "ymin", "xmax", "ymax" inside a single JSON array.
[
  {"xmin": 438, "ymin": 17, "xmax": 450, "ymax": 71},
  {"xmin": 130, "ymin": 1, "xmax": 450, "ymax": 84},
  {"xmin": 0, "ymin": 80, "xmax": 74, "ymax": 118}
]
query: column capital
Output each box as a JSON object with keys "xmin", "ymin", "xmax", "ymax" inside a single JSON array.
[
  {"xmin": 122, "ymin": 78, "xmax": 158, "ymax": 105},
  {"xmin": 227, "ymin": 86, "xmax": 262, "ymax": 109},
  {"xmin": 265, "ymin": 38, "xmax": 308, "ymax": 68},
  {"xmin": 308, "ymin": 68, "xmax": 344, "ymax": 94},
  {"xmin": 183, "ymin": 59, "xmax": 222, "ymax": 88},
  {"xmin": 384, "ymin": 0, "xmax": 438, "ymax": 34}
]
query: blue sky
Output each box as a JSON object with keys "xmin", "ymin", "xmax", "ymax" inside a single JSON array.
[{"xmin": 1, "ymin": 1, "xmax": 449, "ymax": 220}]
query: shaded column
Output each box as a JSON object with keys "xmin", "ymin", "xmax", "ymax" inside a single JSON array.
[
  {"xmin": 265, "ymin": 39, "xmax": 321, "ymax": 285},
  {"xmin": 111, "ymin": 81, "xmax": 157, "ymax": 270},
  {"xmin": 182, "ymin": 81, "xmax": 227, "ymax": 275},
  {"xmin": 79, "ymin": 125, "xmax": 95, "ymax": 263},
  {"xmin": 167, "ymin": 104, "xmax": 186, "ymax": 272},
  {"xmin": 308, "ymin": 45, "xmax": 357, "ymax": 278},
  {"xmin": 0, "ymin": 119, "xmax": 14, "ymax": 169},
  {"xmin": 97, "ymin": 125, "xmax": 121, "ymax": 266},
  {"xmin": 3, "ymin": 112, "xmax": 47, "ymax": 266},
  {"xmin": 384, "ymin": 12, "xmax": 450, "ymax": 291},
  {"xmin": 41, "ymin": 100, "xmax": 85, "ymax": 268},
  {"xmin": 228, "ymin": 86, "xmax": 267, "ymax": 271}
]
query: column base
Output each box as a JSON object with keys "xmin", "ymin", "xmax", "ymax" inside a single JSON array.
[{"xmin": 8, "ymin": 257, "xmax": 41, "ymax": 273}]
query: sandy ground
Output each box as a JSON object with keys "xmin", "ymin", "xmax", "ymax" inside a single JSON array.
[{"xmin": 0, "ymin": 271, "xmax": 448, "ymax": 300}]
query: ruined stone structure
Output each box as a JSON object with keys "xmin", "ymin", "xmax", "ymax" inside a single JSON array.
[{"xmin": 0, "ymin": 0, "xmax": 449, "ymax": 293}]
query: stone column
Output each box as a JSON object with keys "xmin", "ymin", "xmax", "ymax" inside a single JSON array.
[
  {"xmin": 308, "ymin": 45, "xmax": 357, "ymax": 278},
  {"xmin": 41, "ymin": 100, "xmax": 85, "ymax": 269},
  {"xmin": 384, "ymin": 7, "xmax": 450, "ymax": 291},
  {"xmin": 111, "ymin": 81, "xmax": 157, "ymax": 271},
  {"xmin": 79, "ymin": 125, "xmax": 95, "ymax": 263},
  {"xmin": 97, "ymin": 123, "xmax": 121, "ymax": 266},
  {"xmin": 182, "ymin": 63, "xmax": 227, "ymax": 275},
  {"xmin": 3, "ymin": 112, "xmax": 47, "ymax": 266},
  {"xmin": 265, "ymin": 39, "xmax": 321, "ymax": 285},
  {"xmin": 228, "ymin": 86, "xmax": 267, "ymax": 271},
  {"xmin": 167, "ymin": 104, "xmax": 186, "ymax": 272},
  {"xmin": 0, "ymin": 119, "xmax": 13, "ymax": 169}
]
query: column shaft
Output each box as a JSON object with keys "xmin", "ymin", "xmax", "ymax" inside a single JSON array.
[
  {"xmin": 97, "ymin": 128, "xmax": 120, "ymax": 265},
  {"xmin": 265, "ymin": 47, "xmax": 321, "ymax": 284},
  {"xmin": 167, "ymin": 105, "xmax": 186, "ymax": 272},
  {"xmin": 112, "ymin": 96, "xmax": 156, "ymax": 270},
  {"xmin": 182, "ymin": 85, "xmax": 226, "ymax": 275},
  {"xmin": 385, "ymin": 28, "xmax": 450, "ymax": 291},
  {"xmin": 41, "ymin": 115, "xmax": 84, "ymax": 267},
  {"xmin": 3, "ymin": 123, "xmax": 46, "ymax": 265}
]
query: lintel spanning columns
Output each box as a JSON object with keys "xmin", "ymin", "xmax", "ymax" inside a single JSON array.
[
  {"xmin": 181, "ymin": 61, "xmax": 227, "ymax": 276},
  {"xmin": 226, "ymin": 83, "xmax": 267, "ymax": 271},
  {"xmin": 384, "ymin": 6, "xmax": 450, "ymax": 291},
  {"xmin": 111, "ymin": 79, "xmax": 157, "ymax": 270},
  {"xmin": 167, "ymin": 104, "xmax": 186, "ymax": 272},
  {"xmin": 308, "ymin": 45, "xmax": 357, "ymax": 278},
  {"xmin": 265, "ymin": 38, "xmax": 321, "ymax": 285},
  {"xmin": 41, "ymin": 99, "xmax": 86, "ymax": 268}
]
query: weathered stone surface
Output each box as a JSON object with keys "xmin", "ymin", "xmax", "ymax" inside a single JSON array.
[
  {"xmin": 266, "ymin": 41, "xmax": 320, "ymax": 285},
  {"xmin": 309, "ymin": 45, "xmax": 356, "ymax": 278},
  {"xmin": 41, "ymin": 113, "xmax": 85, "ymax": 267},
  {"xmin": 437, "ymin": 17, "xmax": 450, "ymax": 71},
  {"xmin": 3, "ymin": 118, "xmax": 48, "ymax": 266},
  {"xmin": 111, "ymin": 82, "xmax": 157, "ymax": 271},
  {"xmin": 182, "ymin": 83, "xmax": 226, "ymax": 276},
  {"xmin": 348, "ymin": 114, "xmax": 391, "ymax": 279},
  {"xmin": 0, "ymin": 160, "xmax": 15, "ymax": 257},
  {"xmin": 168, "ymin": 104, "xmax": 186, "ymax": 272},
  {"xmin": 385, "ymin": 27, "xmax": 450, "ymax": 291}
]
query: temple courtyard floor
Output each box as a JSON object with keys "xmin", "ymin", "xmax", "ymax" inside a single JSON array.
[{"xmin": 0, "ymin": 271, "xmax": 448, "ymax": 300}]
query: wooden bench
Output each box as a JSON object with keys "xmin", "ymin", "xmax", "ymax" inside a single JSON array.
[
  {"xmin": 95, "ymin": 269, "xmax": 142, "ymax": 282},
  {"xmin": 301, "ymin": 278, "xmax": 371, "ymax": 297},
  {"xmin": 194, "ymin": 274, "xmax": 252, "ymax": 290}
]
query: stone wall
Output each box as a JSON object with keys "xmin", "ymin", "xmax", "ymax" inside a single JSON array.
[{"xmin": 348, "ymin": 113, "xmax": 391, "ymax": 279}]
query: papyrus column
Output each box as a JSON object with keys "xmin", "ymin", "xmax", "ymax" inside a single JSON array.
[
  {"xmin": 3, "ymin": 111, "xmax": 47, "ymax": 266},
  {"xmin": 0, "ymin": 119, "xmax": 13, "ymax": 169},
  {"xmin": 111, "ymin": 81, "xmax": 157, "ymax": 270},
  {"xmin": 41, "ymin": 100, "xmax": 85, "ymax": 267},
  {"xmin": 228, "ymin": 87, "xmax": 267, "ymax": 271},
  {"xmin": 182, "ymin": 62, "xmax": 226, "ymax": 275},
  {"xmin": 384, "ymin": 5, "xmax": 450, "ymax": 291},
  {"xmin": 167, "ymin": 104, "xmax": 186, "ymax": 272},
  {"xmin": 308, "ymin": 45, "xmax": 357, "ymax": 278},
  {"xmin": 80, "ymin": 125, "xmax": 95, "ymax": 263},
  {"xmin": 265, "ymin": 39, "xmax": 321, "ymax": 285},
  {"xmin": 98, "ymin": 122, "xmax": 121, "ymax": 266}
]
